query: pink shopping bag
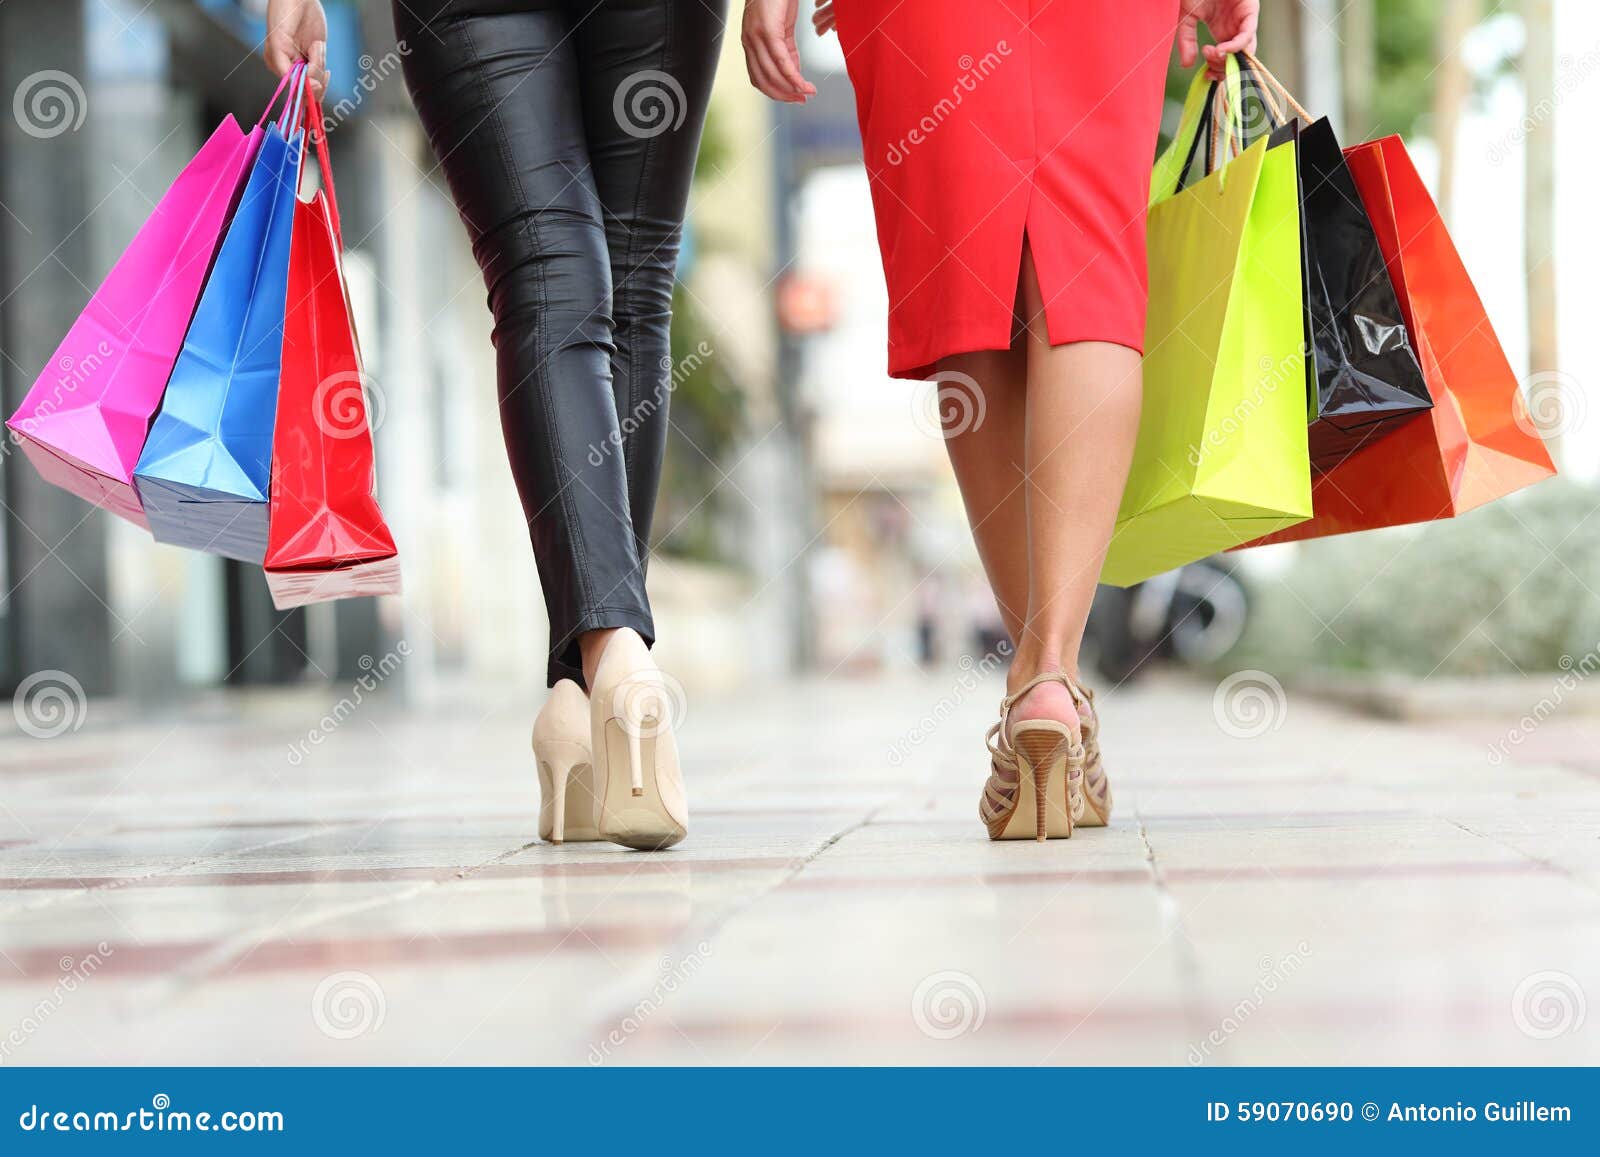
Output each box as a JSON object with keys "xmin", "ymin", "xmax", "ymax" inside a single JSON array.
[{"xmin": 5, "ymin": 102, "xmax": 271, "ymax": 526}]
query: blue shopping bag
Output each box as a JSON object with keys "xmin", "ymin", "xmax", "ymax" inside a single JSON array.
[{"xmin": 134, "ymin": 65, "xmax": 309, "ymax": 563}]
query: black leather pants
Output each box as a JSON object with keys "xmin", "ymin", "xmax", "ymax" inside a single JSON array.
[{"xmin": 391, "ymin": 0, "xmax": 726, "ymax": 686}]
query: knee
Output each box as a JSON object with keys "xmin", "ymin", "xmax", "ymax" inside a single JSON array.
[
  {"xmin": 607, "ymin": 222, "xmax": 679, "ymax": 327},
  {"xmin": 480, "ymin": 212, "xmax": 615, "ymax": 348}
]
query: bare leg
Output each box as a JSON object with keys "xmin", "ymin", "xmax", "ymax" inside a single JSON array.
[
  {"xmin": 1008, "ymin": 248, "xmax": 1143, "ymax": 728},
  {"xmin": 937, "ymin": 345, "xmax": 1029, "ymax": 644}
]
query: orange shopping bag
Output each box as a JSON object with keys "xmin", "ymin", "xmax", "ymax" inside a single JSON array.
[{"xmin": 1241, "ymin": 135, "xmax": 1554, "ymax": 549}]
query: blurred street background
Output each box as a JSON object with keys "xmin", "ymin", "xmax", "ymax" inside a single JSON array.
[
  {"xmin": 0, "ymin": 0, "xmax": 1595, "ymax": 701},
  {"xmin": 0, "ymin": 1, "xmax": 1597, "ymax": 1065}
]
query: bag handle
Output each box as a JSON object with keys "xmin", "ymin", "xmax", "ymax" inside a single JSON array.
[
  {"xmin": 1151, "ymin": 63, "xmax": 1218, "ymax": 206},
  {"xmin": 258, "ymin": 62, "xmax": 307, "ymax": 129},
  {"xmin": 1186, "ymin": 51, "xmax": 1318, "ymax": 185},
  {"xmin": 300, "ymin": 92, "xmax": 343, "ymax": 251},
  {"xmin": 280, "ymin": 63, "xmax": 310, "ymax": 136},
  {"xmin": 1240, "ymin": 51, "xmax": 1313, "ymax": 125},
  {"xmin": 1165, "ymin": 54, "xmax": 1247, "ymax": 196}
]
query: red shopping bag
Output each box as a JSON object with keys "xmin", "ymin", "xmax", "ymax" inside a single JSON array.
[
  {"xmin": 1241, "ymin": 135, "xmax": 1554, "ymax": 548},
  {"xmin": 263, "ymin": 95, "xmax": 399, "ymax": 609}
]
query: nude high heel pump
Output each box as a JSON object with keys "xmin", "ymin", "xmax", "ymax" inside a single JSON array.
[
  {"xmin": 533, "ymin": 679, "xmax": 600, "ymax": 844},
  {"xmin": 590, "ymin": 629, "xmax": 687, "ymax": 851}
]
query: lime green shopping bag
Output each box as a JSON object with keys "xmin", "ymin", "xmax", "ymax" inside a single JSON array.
[{"xmin": 1100, "ymin": 57, "xmax": 1312, "ymax": 587}]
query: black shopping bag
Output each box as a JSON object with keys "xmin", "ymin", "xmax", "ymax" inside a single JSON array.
[{"xmin": 1236, "ymin": 57, "xmax": 1433, "ymax": 474}]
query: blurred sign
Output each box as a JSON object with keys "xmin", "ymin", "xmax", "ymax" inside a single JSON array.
[{"xmin": 776, "ymin": 274, "xmax": 840, "ymax": 335}]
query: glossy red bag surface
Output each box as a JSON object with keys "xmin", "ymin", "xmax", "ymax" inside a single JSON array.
[
  {"xmin": 263, "ymin": 97, "xmax": 399, "ymax": 609},
  {"xmin": 1241, "ymin": 135, "xmax": 1554, "ymax": 549}
]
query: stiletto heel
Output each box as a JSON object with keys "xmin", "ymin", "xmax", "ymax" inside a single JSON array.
[
  {"xmin": 1010, "ymin": 723, "xmax": 1077, "ymax": 841},
  {"xmin": 590, "ymin": 630, "xmax": 687, "ymax": 851},
  {"xmin": 533, "ymin": 679, "xmax": 600, "ymax": 844}
]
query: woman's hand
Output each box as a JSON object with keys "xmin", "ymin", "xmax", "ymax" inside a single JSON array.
[
  {"xmin": 1178, "ymin": 0, "xmax": 1260, "ymax": 76},
  {"xmin": 263, "ymin": 0, "xmax": 330, "ymax": 100},
  {"xmin": 813, "ymin": 1, "xmax": 836, "ymax": 37},
  {"xmin": 742, "ymin": 0, "xmax": 817, "ymax": 103}
]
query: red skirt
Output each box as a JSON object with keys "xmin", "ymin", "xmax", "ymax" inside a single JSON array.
[{"xmin": 835, "ymin": 1, "xmax": 1177, "ymax": 379}]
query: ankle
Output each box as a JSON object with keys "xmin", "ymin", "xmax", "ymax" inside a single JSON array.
[
  {"xmin": 1007, "ymin": 645, "xmax": 1079, "ymax": 695},
  {"xmin": 577, "ymin": 627, "xmax": 621, "ymax": 690}
]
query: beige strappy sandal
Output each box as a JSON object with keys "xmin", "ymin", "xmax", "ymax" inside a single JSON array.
[
  {"xmin": 978, "ymin": 673, "xmax": 1087, "ymax": 841},
  {"xmin": 1068, "ymin": 680, "xmax": 1113, "ymax": 827}
]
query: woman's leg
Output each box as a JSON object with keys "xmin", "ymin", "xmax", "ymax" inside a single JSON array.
[
  {"xmin": 570, "ymin": 0, "xmax": 728, "ymax": 566},
  {"xmin": 393, "ymin": 1, "xmax": 652, "ymax": 689},
  {"xmin": 1008, "ymin": 248, "xmax": 1143, "ymax": 725},
  {"xmin": 936, "ymin": 345, "xmax": 1029, "ymax": 645}
]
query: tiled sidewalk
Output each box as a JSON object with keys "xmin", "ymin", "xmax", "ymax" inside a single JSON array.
[{"xmin": 1, "ymin": 670, "xmax": 1596, "ymax": 1065}]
